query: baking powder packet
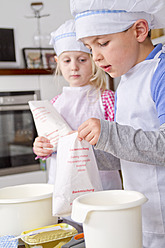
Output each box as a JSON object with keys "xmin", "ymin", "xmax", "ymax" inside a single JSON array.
[
  {"xmin": 53, "ymin": 132, "xmax": 103, "ymax": 217},
  {"xmin": 28, "ymin": 100, "xmax": 72, "ymax": 151}
]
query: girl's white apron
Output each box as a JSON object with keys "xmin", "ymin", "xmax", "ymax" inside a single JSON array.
[
  {"xmin": 116, "ymin": 48, "xmax": 165, "ymax": 248},
  {"xmin": 49, "ymin": 84, "xmax": 122, "ymax": 190}
]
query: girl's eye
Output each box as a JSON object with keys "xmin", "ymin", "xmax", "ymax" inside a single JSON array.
[
  {"xmin": 100, "ymin": 41, "xmax": 109, "ymax": 47},
  {"xmin": 79, "ymin": 58, "xmax": 86, "ymax": 62}
]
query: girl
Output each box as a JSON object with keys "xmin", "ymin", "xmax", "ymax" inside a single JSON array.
[{"xmin": 33, "ymin": 19, "xmax": 122, "ymax": 190}]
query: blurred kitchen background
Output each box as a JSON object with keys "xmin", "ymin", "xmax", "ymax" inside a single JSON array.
[
  {"xmin": 0, "ymin": 0, "xmax": 164, "ymax": 189},
  {"xmin": 0, "ymin": 0, "xmax": 73, "ymax": 188}
]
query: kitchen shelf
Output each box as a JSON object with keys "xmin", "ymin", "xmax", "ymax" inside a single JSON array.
[
  {"xmin": 0, "ymin": 68, "xmax": 115, "ymax": 90},
  {"xmin": 0, "ymin": 68, "xmax": 54, "ymax": 75}
]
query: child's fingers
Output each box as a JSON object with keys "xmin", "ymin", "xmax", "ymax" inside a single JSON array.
[
  {"xmin": 81, "ymin": 130, "xmax": 99, "ymax": 145},
  {"xmin": 88, "ymin": 135, "xmax": 99, "ymax": 146},
  {"xmin": 35, "ymin": 136, "xmax": 51, "ymax": 144},
  {"xmin": 34, "ymin": 137, "xmax": 53, "ymax": 148},
  {"xmin": 78, "ymin": 118, "xmax": 101, "ymax": 145},
  {"xmin": 78, "ymin": 126, "xmax": 91, "ymax": 141},
  {"xmin": 33, "ymin": 146, "xmax": 53, "ymax": 157},
  {"xmin": 78, "ymin": 121, "xmax": 90, "ymax": 139},
  {"xmin": 78, "ymin": 120, "xmax": 88, "ymax": 132},
  {"xmin": 78, "ymin": 118, "xmax": 100, "ymax": 137},
  {"xmin": 83, "ymin": 131, "xmax": 95, "ymax": 143},
  {"xmin": 78, "ymin": 127, "xmax": 98, "ymax": 145},
  {"xmin": 33, "ymin": 136, "xmax": 53, "ymax": 156}
]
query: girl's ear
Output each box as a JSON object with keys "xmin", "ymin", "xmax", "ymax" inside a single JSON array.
[
  {"xmin": 54, "ymin": 55, "xmax": 58, "ymax": 62},
  {"xmin": 133, "ymin": 19, "xmax": 149, "ymax": 42}
]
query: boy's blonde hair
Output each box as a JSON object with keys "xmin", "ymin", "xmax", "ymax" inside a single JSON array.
[{"xmin": 55, "ymin": 53, "xmax": 107, "ymax": 93}]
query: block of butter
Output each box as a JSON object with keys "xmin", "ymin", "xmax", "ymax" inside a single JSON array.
[{"xmin": 21, "ymin": 223, "xmax": 78, "ymax": 248}]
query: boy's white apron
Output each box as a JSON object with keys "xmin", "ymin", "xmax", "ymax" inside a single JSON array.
[
  {"xmin": 49, "ymin": 85, "xmax": 122, "ymax": 190},
  {"xmin": 116, "ymin": 49, "xmax": 165, "ymax": 248}
]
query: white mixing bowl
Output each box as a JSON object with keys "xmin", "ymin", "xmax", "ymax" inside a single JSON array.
[
  {"xmin": 72, "ymin": 190, "xmax": 147, "ymax": 248},
  {"xmin": 0, "ymin": 183, "xmax": 58, "ymax": 236}
]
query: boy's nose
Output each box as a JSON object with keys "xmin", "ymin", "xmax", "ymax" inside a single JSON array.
[{"xmin": 92, "ymin": 50, "xmax": 102, "ymax": 63}]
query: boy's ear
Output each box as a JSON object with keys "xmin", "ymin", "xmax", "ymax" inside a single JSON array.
[{"xmin": 133, "ymin": 19, "xmax": 149, "ymax": 42}]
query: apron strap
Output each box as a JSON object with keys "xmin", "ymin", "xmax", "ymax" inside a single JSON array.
[{"xmin": 154, "ymin": 45, "xmax": 165, "ymax": 59}]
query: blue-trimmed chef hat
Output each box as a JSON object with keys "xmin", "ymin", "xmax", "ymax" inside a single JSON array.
[
  {"xmin": 50, "ymin": 19, "xmax": 91, "ymax": 56},
  {"xmin": 70, "ymin": 0, "xmax": 165, "ymax": 40}
]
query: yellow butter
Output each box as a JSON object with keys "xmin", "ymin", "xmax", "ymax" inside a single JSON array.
[{"xmin": 21, "ymin": 223, "xmax": 77, "ymax": 248}]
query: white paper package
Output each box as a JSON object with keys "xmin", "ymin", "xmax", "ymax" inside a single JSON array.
[
  {"xmin": 28, "ymin": 100, "xmax": 72, "ymax": 151},
  {"xmin": 53, "ymin": 132, "xmax": 103, "ymax": 217}
]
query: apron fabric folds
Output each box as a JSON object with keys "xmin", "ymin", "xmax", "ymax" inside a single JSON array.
[
  {"xmin": 49, "ymin": 85, "xmax": 122, "ymax": 190},
  {"xmin": 116, "ymin": 49, "xmax": 165, "ymax": 248}
]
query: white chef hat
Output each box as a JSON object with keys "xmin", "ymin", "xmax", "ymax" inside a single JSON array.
[
  {"xmin": 49, "ymin": 19, "xmax": 91, "ymax": 56},
  {"xmin": 70, "ymin": 0, "xmax": 165, "ymax": 40}
]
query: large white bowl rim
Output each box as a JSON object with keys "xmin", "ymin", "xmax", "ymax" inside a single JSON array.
[
  {"xmin": 0, "ymin": 183, "xmax": 54, "ymax": 204},
  {"xmin": 75, "ymin": 190, "xmax": 147, "ymax": 210},
  {"xmin": 71, "ymin": 190, "xmax": 148, "ymax": 223}
]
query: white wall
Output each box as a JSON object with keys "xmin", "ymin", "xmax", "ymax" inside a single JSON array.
[{"xmin": 0, "ymin": 0, "xmax": 72, "ymax": 67}]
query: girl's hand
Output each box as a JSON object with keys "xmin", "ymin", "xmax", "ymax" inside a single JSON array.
[
  {"xmin": 33, "ymin": 136, "xmax": 53, "ymax": 157},
  {"xmin": 78, "ymin": 118, "xmax": 101, "ymax": 145}
]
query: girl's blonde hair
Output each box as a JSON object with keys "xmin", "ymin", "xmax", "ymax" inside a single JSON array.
[
  {"xmin": 55, "ymin": 53, "xmax": 107, "ymax": 93},
  {"xmin": 89, "ymin": 55, "xmax": 107, "ymax": 93}
]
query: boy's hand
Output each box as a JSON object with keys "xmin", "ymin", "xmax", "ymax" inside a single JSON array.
[
  {"xmin": 33, "ymin": 136, "xmax": 53, "ymax": 157},
  {"xmin": 78, "ymin": 118, "xmax": 101, "ymax": 145}
]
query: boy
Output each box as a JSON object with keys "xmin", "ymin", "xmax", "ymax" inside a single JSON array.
[{"xmin": 70, "ymin": 0, "xmax": 165, "ymax": 247}]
